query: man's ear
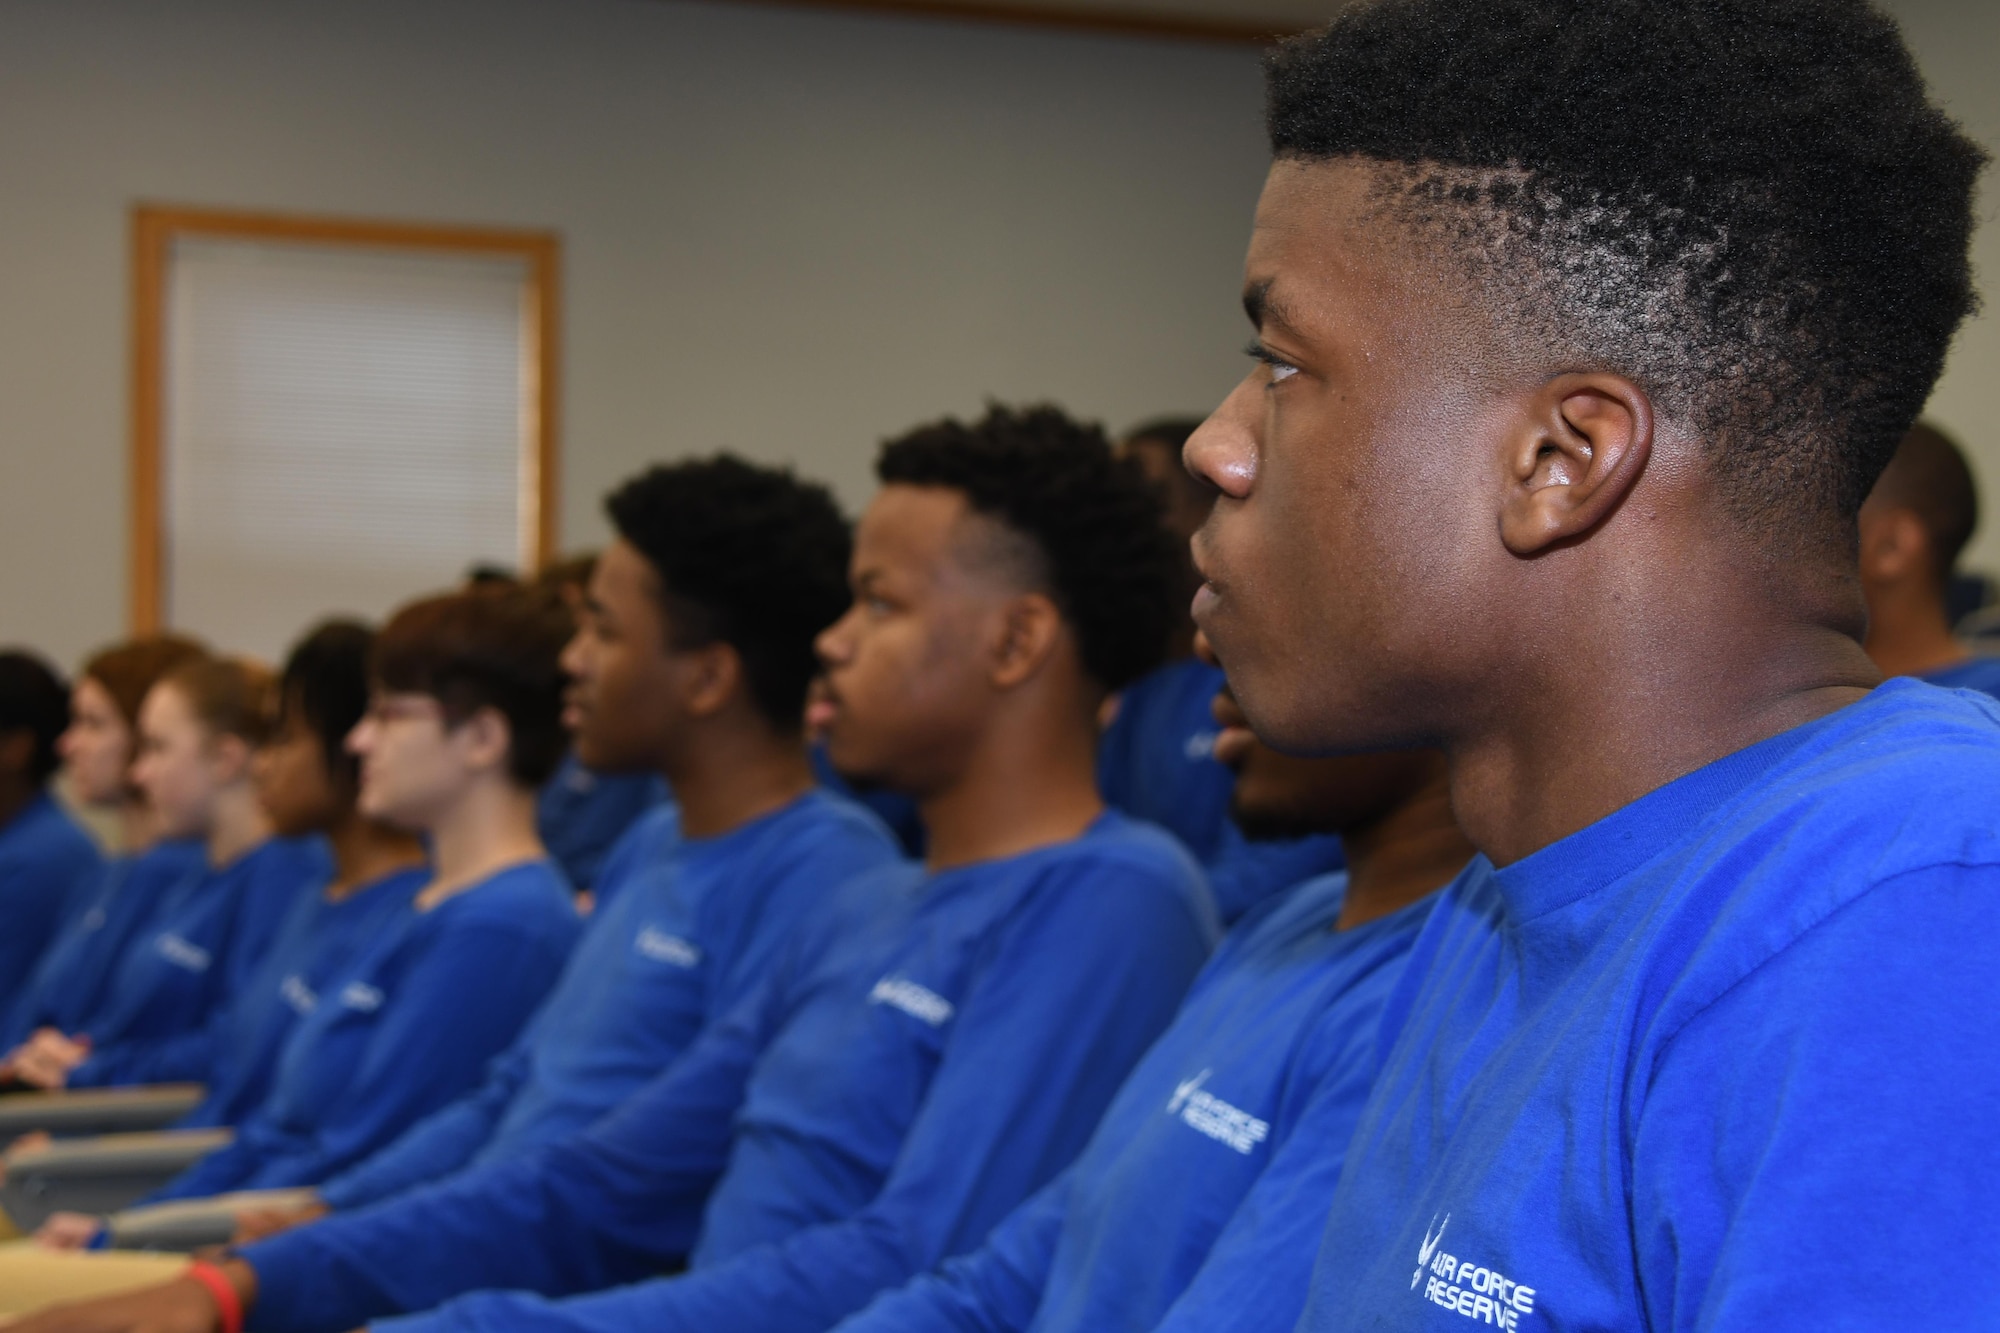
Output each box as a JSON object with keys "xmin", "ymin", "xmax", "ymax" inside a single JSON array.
[
  {"xmin": 1499, "ymin": 374, "xmax": 1653, "ymax": 556},
  {"xmin": 989, "ymin": 593, "xmax": 1065, "ymax": 690},
  {"xmin": 1857, "ymin": 506, "xmax": 1931, "ymax": 585},
  {"xmin": 457, "ymin": 706, "xmax": 516, "ymax": 777},
  {"xmin": 680, "ymin": 642, "xmax": 745, "ymax": 720}
]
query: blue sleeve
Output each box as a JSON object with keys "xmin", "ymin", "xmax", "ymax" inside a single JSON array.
[
  {"xmin": 314, "ymin": 1037, "xmax": 534, "ymax": 1210},
  {"xmin": 378, "ymin": 860, "xmax": 1212, "ymax": 1333},
  {"xmin": 1149, "ymin": 1009, "xmax": 1385, "ymax": 1333},
  {"xmin": 708, "ymin": 824, "xmax": 899, "ymax": 1016},
  {"xmin": 152, "ymin": 921, "xmax": 568, "ymax": 1203},
  {"xmin": 0, "ymin": 855, "xmax": 79, "ymax": 1014},
  {"xmin": 1632, "ymin": 862, "xmax": 2000, "ymax": 1332},
  {"xmin": 242, "ymin": 984, "xmax": 777, "ymax": 1333},
  {"xmin": 828, "ymin": 1173, "xmax": 1071, "ymax": 1333}
]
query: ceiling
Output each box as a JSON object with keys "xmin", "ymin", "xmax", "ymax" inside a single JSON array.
[{"xmin": 722, "ymin": 0, "xmax": 1337, "ymax": 42}]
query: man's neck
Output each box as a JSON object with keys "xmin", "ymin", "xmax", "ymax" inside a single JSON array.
[
  {"xmin": 1448, "ymin": 591, "xmax": 1880, "ymax": 868},
  {"xmin": 1336, "ymin": 778, "xmax": 1471, "ymax": 930},
  {"xmin": 323, "ymin": 813, "xmax": 427, "ymax": 902},
  {"xmin": 1864, "ymin": 586, "xmax": 1969, "ymax": 678},
  {"xmin": 919, "ymin": 706, "xmax": 1104, "ymax": 872},
  {"xmin": 422, "ymin": 781, "xmax": 545, "ymax": 907},
  {"xmin": 664, "ymin": 720, "xmax": 816, "ymax": 841}
]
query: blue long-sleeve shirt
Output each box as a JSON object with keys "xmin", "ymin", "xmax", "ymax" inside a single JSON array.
[
  {"xmin": 834, "ymin": 874, "xmax": 1435, "ymax": 1333},
  {"xmin": 1098, "ymin": 658, "xmax": 1343, "ymax": 922},
  {"xmin": 176, "ymin": 865, "xmax": 428, "ymax": 1129},
  {"xmin": 151, "ymin": 860, "xmax": 579, "ymax": 1201},
  {"xmin": 316, "ymin": 792, "xmax": 902, "ymax": 1210},
  {"xmin": 0, "ymin": 793, "xmax": 104, "ymax": 1017},
  {"xmin": 1298, "ymin": 680, "xmax": 2000, "ymax": 1332},
  {"xmin": 535, "ymin": 753, "xmax": 671, "ymax": 894},
  {"xmin": 2, "ymin": 837, "xmax": 207, "ymax": 1047},
  {"xmin": 240, "ymin": 812, "xmax": 1217, "ymax": 1333},
  {"xmin": 66, "ymin": 836, "xmax": 331, "ymax": 1087}
]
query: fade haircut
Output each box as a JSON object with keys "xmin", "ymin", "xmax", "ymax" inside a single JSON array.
[
  {"xmin": 1266, "ymin": 0, "xmax": 1985, "ymax": 544},
  {"xmin": 606, "ymin": 456, "xmax": 852, "ymax": 733},
  {"xmin": 877, "ymin": 404, "xmax": 1183, "ymax": 693},
  {"xmin": 373, "ymin": 586, "xmax": 573, "ymax": 788},
  {"xmin": 1868, "ymin": 421, "xmax": 1980, "ymax": 591},
  {"xmin": 279, "ymin": 620, "xmax": 376, "ymax": 798},
  {"xmin": 0, "ymin": 650, "xmax": 71, "ymax": 785}
]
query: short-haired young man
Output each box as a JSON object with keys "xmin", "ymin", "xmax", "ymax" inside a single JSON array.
[
  {"xmin": 1858, "ymin": 421, "xmax": 2000, "ymax": 698},
  {"xmin": 0, "ymin": 650, "xmax": 103, "ymax": 1017},
  {"xmin": 1184, "ymin": 0, "xmax": 2000, "ymax": 1326},
  {"xmin": 225, "ymin": 458, "xmax": 901, "ymax": 1240},
  {"xmin": 834, "ymin": 663, "xmax": 1471, "ymax": 1333},
  {"xmin": 13, "ymin": 406, "xmax": 1214, "ymax": 1333}
]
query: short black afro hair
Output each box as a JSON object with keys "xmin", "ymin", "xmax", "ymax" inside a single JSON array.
[
  {"xmin": 607, "ymin": 456, "xmax": 852, "ymax": 731},
  {"xmin": 1267, "ymin": 0, "xmax": 1985, "ymax": 541},
  {"xmin": 876, "ymin": 404, "xmax": 1182, "ymax": 693},
  {"xmin": 0, "ymin": 650, "xmax": 70, "ymax": 785}
]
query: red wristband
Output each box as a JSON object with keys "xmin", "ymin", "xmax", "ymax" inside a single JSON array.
[{"xmin": 184, "ymin": 1259, "xmax": 245, "ymax": 1333}]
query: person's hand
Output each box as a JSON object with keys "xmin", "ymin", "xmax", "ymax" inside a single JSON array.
[
  {"xmin": 33, "ymin": 1210, "xmax": 107, "ymax": 1249},
  {"xmin": 230, "ymin": 1197, "xmax": 329, "ymax": 1243},
  {"xmin": 12, "ymin": 1029, "xmax": 91, "ymax": 1089},
  {"xmin": 2, "ymin": 1270, "xmax": 240, "ymax": 1333}
]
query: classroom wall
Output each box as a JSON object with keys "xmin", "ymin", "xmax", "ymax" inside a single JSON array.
[
  {"xmin": 0, "ymin": 0, "xmax": 1993, "ymax": 669},
  {"xmin": 0, "ymin": 0, "xmax": 1270, "ymax": 666}
]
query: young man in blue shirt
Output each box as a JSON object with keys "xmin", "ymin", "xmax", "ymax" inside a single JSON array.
[
  {"xmin": 226, "ymin": 458, "xmax": 901, "ymax": 1240},
  {"xmin": 0, "ymin": 650, "xmax": 103, "ymax": 1018},
  {"xmin": 834, "ymin": 660, "xmax": 1472, "ymax": 1333},
  {"xmin": 1858, "ymin": 421, "xmax": 2000, "ymax": 699},
  {"xmin": 14, "ymin": 406, "xmax": 1214, "ymax": 1333},
  {"xmin": 1184, "ymin": 0, "xmax": 2000, "ymax": 1327}
]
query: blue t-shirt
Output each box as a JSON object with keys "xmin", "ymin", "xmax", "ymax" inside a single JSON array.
[
  {"xmin": 1099, "ymin": 658, "xmax": 1344, "ymax": 922},
  {"xmin": 1920, "ymin": 652, "xmax": 2000, "ymax": 701},
  {"xmin": 177, "ymin": 864, "xmax": 429, "ymax": 1129},
  {"xmin": 1298, "ymin": 680, "xmax": 2000, "ymax": 1332},
  {"xmin": 241, "ymin": 812, "xmax": 1217, "ymax": 1333},
  {"xmin": 2, "ymin": 837, "xmax": 206, "ymax": 1046},
  {"xmin": 536, "ymin": 753, "xmax": 672, "ymax": 893},
  {"xmin": 837, "ymin": 873, "xmax": 1436, "ymax": 1333},
  {"xmin": 0, "ymin": 793, "xmax": 104, "ymax": 1016},
  {"xmin": 66, "ymin": 835, "xmax": 331, "ymax": 1085},
  {"xmin": 151, "ymin": 860, "xmax": 580, "ymax": 1201},
  {"xmin": 316, "ymin": 793, "xmax": 902, "ymax": 1210}
]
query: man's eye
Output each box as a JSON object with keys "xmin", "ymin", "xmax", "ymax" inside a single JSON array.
[
  {"xmin": 1268, "ymin": 361, "xmax": 1298, "ymax": 384},
  {"xmin": 1244, "ymin": 341, "xmax": 1300, "ymax": 385}
]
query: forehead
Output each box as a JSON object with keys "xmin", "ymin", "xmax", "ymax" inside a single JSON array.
[
  {"xmin": 856, "ymin": 485, "xmax": 973, "ymax": 570},
  {"xmin": 1245, "ymin": 158, "xmax": 1479, "ymax": 358}
]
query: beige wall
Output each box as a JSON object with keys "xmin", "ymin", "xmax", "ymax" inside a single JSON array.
[
  {"xmin": 1881, "ymin": 0, "xmax": 2000, "ymax": 581},
  {"xmin": 0, "ymin": 0, "xmax": 1993, "ymax": 670},
  {"xmin": 0, "ymin": 0, "xmax": 1270, "ymax": 666}
]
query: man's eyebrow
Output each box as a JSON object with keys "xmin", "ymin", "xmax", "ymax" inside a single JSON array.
[{"xmin": 1241, "ymin": 279, "xmax": 1304, "ymax": 340}]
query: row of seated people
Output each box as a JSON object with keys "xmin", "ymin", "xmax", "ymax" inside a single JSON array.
[
  {"xmin": 0, "ymin": 407, "xmax": 1384, "ymax": 1331},
  {"xmin": 4, "ymin": 2, "xmax": 2000, "ymax": 1318},
  {"xmin": 2, "ymin": 386, "xmax": 1995, "ymax": 1330}
]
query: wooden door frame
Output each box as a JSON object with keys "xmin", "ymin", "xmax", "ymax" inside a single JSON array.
[{"xmin": 129, "ymin": 205, "xmax": 561, "ymax": 633}]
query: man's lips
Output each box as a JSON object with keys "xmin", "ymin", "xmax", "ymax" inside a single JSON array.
[{"xmin": 805, "ymin": 694, "xmax": 839, "ymax": 732}]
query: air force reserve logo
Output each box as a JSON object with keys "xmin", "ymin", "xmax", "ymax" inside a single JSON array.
[
  {"xmin": 1165, "ymin": 1069, "xmax": 1269, "ymax": 1155},
  {"xmin": 1411, "ymin": 1211, "xmax": 1538, "ymax": 1328}
]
